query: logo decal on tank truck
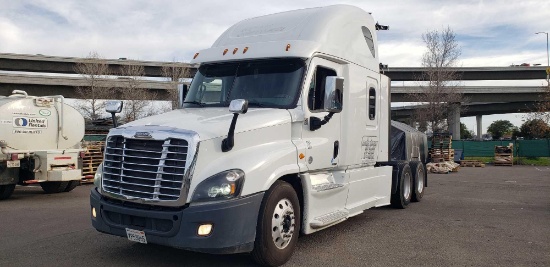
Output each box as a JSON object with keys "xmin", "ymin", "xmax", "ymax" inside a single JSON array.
[{"xmin": 13, "ymin": 117, "xmax": 48, "ymax": 128}]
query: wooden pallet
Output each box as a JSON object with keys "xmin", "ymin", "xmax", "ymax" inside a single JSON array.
[
  {"xmin": 460, "ymin": 160, "xmax": 486, "ymax": 167},
  {"xmin": 81, "ymin": 141, "xmax": 105, "ymax": 183},
  {"xmin": 430, "ymin": 148, "xmax": 455, "ymax": 161}
]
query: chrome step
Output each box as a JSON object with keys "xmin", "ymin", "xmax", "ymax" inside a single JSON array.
[{"xmin": 310, "ymin": 210, "xmax": 349, "ymax": 229}]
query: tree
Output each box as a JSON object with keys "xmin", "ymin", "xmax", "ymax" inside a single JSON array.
[
  {"xmin": 460, "ymin": 122, "xmax": 473, "ymax": 139},
  {"xmin": 162, "ymin": 62, "xmax": 191, "ymax": 110},
  {"xmin": 74, "ymin": 52, "xmax": 113, "ymax": 121},
  {"xmin": 118, "ymin": 63, "xmax": 159, "ymax": 123},
  {"xmin": 527, "ymin": 83, "xmax": 550, "ymax": 125},
  {"xmin": 520, "ymin": 119, "xmax": 550, "ymax": 139},
  {"xmin": 407, "ymin": 27, "xmax": 466, "ymax": 134},
  {"xmin": 487, "ymin": 120, "xmax": 517, "ymax": 140}
]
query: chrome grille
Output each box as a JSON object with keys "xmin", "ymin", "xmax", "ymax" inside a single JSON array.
[{"xmin": 102, "ymin": 136, "xmax": 188, "ymax": 201}]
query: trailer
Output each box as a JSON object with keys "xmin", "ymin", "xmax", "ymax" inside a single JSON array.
[
  {"xmin": 0, "ymin": 90, "xmax": 85, "ymax": 200},
  {"xmin": 90, "ymin": 5, "xmax": 428, "ymax": 266}
]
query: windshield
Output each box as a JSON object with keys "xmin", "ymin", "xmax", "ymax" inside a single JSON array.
[{"xmin": 183, "ymin": 58, "xmax": 305, "ymax": 109}]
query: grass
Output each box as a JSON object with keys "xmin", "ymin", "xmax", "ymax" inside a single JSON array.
[{"xmin": 463, "ymin": 157, "xmax": 550, "ymax": 166}]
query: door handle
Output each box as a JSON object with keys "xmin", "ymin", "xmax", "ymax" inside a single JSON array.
[{"xmin": 333, "ymin": 140, "xmax": 339, "ymax": 159}]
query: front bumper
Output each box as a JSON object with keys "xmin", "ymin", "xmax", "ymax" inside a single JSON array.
[{"xmin": 90, "ymin": 188, "xmax": 264, "ymax": 254}]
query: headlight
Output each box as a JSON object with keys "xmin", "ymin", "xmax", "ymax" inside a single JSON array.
[
  {"xmin": 94, "ymin": 163, "xmax": 103, "ymax": 188},
  {"xmin": 192, "ymin": 169, "xmax": 245, "ymax": 203}
]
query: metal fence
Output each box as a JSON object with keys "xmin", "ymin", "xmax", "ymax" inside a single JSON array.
[{"xmin": 448, "ymin": 139, "xmax": 550, "ymax": 157}]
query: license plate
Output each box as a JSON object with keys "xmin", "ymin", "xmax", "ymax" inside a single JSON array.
[
  {"xmin": 126, "ymin": 228, "xmax": 147, "ymax": 244},
  {"xmin": 7, "ymin": 160, "xmax": 20, "ymax": 168}
]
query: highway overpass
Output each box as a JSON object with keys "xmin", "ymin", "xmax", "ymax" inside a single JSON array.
[{"xmin": 1, "ymin": 53, "xmax": 548, "ymax": 81}]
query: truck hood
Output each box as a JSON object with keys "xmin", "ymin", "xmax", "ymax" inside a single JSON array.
[{"xmin": 120, "ymin": 108, "xmax": 292, "ymax": 141}]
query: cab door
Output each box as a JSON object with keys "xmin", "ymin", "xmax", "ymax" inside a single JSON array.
[{"xmin": 301, "ymin": 57, "xmax": 343, "ymax": 171}]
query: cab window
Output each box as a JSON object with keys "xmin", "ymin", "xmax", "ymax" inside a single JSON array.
[{"xmin": 307, "ymin": 66, "xmax": 336, "ymax": 111}]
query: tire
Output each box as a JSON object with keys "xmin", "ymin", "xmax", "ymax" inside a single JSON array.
[
  {"xmin": 252, "ymin": 181, "xmax": 301, "ymax": 267},
  {"xmin": 409, "ymin": 161, "xmax": 426, "ymax": 202},
  {"xmin": 63, "ymin": 180, "xmax": 80, "ymax": 192},
  {"xmin": 0, "ymin": 184, "xmax": 16, "ymax": 200},
  {"xmin": 391, "ymin": 163, "xmax": 412, "ymax": 209},
  {"xmin": 40, "ymin": 181, "xmax": 69, "ymax": 194}
]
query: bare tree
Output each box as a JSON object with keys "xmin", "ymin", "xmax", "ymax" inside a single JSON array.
[
  {"xmin": 161, "ymin": 62, "xmax": 191, "ymax": 109},
  {"xmin": 527, "ymin": 83, "xmax": 550, "ymax": 124},
  {"xmin": 407, "ymin": 27, "xmax": 466, "ymax": 134},
  {"xmin": 74, "ymin": 52, "xmax": 112, "ymax": 121},
  {"xmin": 118, "ymin": 63, "xmax": 159, "ymax": 123}
]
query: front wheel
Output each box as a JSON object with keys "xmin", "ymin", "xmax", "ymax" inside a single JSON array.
[
  {"xmin": 40, "ymin": 181, "xmax": 69, "ymax": 194},
  {"xmin": 0, "ymin": 184, "xmax": 16, "ymax": 200},
  {"xmin": 252, "ymin": 181, "xmax": 301, "ymax": 267},
  {"xmin": 64, "ymin": 180, "xmax": 80, "ymax": 192}
]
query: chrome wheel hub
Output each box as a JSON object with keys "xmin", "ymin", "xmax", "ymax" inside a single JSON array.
[
  {"xmin": 403, "ymin": 172, "xmax": 412, "ymax": 200},
  {"xmin": 417, "ymin": 169, "xmax": 424, "ymax": 193},
  {"xmin": 271, "ymin": 198, "xmax": 295, "ymax": 250}
]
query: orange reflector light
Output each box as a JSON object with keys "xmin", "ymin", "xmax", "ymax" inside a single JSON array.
[
  {"xmin": 92, "ymin": 207, "xmax": 97, "ymax": 218},
  {"xmin": 230, "ymin": 184, "xmax": 236, "ymax": 194},
  {"xmin": 233, "ymin": 48, "xmax": 238, "ymax": 54},
  {"xmin": 299, "ymin": 153, "xmax": 305, "ymax": 159},
  {"xmin": 286, "ymin": 44, "xmax": 291, "ymax": 51},
  {"xmin": 223, "ymin": 49, "xmax": 228, "ymax": 55},
  {"xmin": 193, "ymin": 53, "xmax": 199, "ymax": 59},
  {"xmin": 243, "ymin": 47, "xmax": 249, "ymax": 54},
  {"xmin": 198, "ymin": 224, "xmax": 213, "ymax": 236}
]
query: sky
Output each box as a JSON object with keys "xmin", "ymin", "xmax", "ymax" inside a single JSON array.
[{"xmin": 1, "ymin": 0, "xmax": 549, "ymax": 134}]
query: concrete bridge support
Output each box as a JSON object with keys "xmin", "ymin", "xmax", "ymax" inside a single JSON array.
[
  {"xmin": 448, "ymin": 103, "xmax": 461, "ymax": 140},
  {"xmin": 476, "ymin": 115, "xmax": 483, "ymax": 140}
]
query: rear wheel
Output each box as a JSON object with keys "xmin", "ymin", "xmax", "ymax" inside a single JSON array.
[
  {"xmin": 64, "ymin": 180, "xmax": 80, "ymax": 192},
  {"xmin": 410, "ymin": 161, "xmax": 426, "ymax": 202},
  {"xmin": 0, "ymin": 184, "xmax": 16, "ymax": 200},
  {"xmin": 391, "ymin": 163, "xmax": 412, "ymax": 209},
  {"xmin": 252, "ymin": 181, "xmax": 301, "ymax": 267},
  {"xmin": 40, "ymin": 181, "xmax": 69, "ymax": 194}
]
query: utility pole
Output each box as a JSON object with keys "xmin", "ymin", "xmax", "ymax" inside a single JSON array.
[{"xmin": 535, "ymin": 32, "xmax": 549, "ymax": 86}]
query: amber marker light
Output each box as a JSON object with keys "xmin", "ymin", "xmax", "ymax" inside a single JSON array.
[
  {"xmin": 233, "ymin": 48, "xmax": 238, "ymax": 54},
  {"xmin": 243, "ymin": 47, "xmax": 249, "ymax": 54},
  {"xmin": 299, "ymin": 153, "xmax": 305, "ymax": 160},
  {"xmin": 286, "ymin": 44, "xmax": 291, "ymax": 51},
  {"xmin": 193, "ymin": 53, "xmax": 199, "ymax": 59},
  {"xmin": 223, "ymin": 49, "xmax": 228, "ymax": 55}
]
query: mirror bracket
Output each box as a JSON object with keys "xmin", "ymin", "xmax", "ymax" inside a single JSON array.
[{"xmin": 222, "ymin": 99, "xmax": 249, "ymax": 152}]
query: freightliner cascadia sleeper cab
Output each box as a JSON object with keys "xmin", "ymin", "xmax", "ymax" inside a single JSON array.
[{"xmin": 91, "ymin": 5, "xmax": 427, "ymax": 266}]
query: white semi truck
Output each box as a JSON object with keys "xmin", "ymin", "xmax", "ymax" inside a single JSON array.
[
  {"xmin": 91, "ymin": 5, "xmax": 427, "ymax": 266},
  {"xmin": 0, "ymin": 90, "xmax": 85, "ymax": 200}
]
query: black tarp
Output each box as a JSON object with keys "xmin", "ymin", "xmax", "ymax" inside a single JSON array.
[{"xmin": 390, "ymin": 120, "xmax": 428, "ymax": 163}]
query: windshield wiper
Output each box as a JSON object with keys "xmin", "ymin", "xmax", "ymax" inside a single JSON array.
[{"xmin": 182, "ymin": 101, "xmax": 205, "ymax": 107}]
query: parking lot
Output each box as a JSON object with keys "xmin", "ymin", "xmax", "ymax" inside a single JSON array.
[{"xmin": 1, "ymin": 165, "xmax": 549, "ymax": 266}]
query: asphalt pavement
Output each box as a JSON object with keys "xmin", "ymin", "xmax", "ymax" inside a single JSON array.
[{"xmin": 0, "ymin": 165, "xmax": 549, "ymax": 266}]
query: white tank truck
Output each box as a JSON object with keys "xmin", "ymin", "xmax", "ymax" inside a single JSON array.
[{"xmin": 0, "ymin": 90, "xmax": 85, "ymax": 200}]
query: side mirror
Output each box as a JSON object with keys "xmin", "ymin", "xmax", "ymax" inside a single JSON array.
[
  {"xmin": 222, "ymin": 99, "xmax": 248, "ymax": 152},
  {"xmin": 323, "ymin": 76, "xmax": 344, "ymax": 113},
  {"xmin": 177, "ymin": 84, "xmax": 188, "ymax": 108},
  {"xmin": 105, "ymin": 101, "xmax": 123, "ymax": 113},
  {"xmin": 105, "ymin": 100, "xmax": 123, "ymax": 128},
  {"xmin": 229, "ymin": 99, "xmax": 248, "ymax": 114}
]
